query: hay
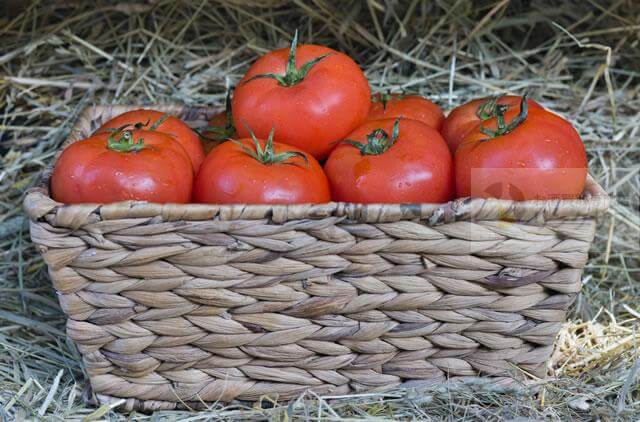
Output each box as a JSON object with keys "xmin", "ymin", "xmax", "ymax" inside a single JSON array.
[{"xmin": 0, "ymin": 1, "xmax": 638, "ymax": 420}]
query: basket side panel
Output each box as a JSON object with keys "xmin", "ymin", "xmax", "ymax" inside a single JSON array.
[{"xmin": 30, "ymin": 213, "xmax": 597, "ymax": 406}]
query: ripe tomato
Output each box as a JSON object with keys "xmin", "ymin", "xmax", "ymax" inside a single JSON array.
[
  {"xmin": 51, "ymin": 129, "xmax": 193, "ymax": 204},
  {"xmin": 232, "ymin": 31, "xmax": 370, "ymax": 160},
  {"xmin": 324, "ymin": 119, "xmax": 453, "ymax": 203},
  {"xmin": 368, "ymin": 93, "xmax": 444, "ymax": 130},
  {"xmin": 193, "ymin": 131, "xmax": 330, "ymax": 204},
  {"xmin": 97, "ymin": 109, "xmax": 205, "ymax": 172},
  {"xmin": 202, "ymin": 91, "xmax": 236, "ymax": 154},
  {"xmin": 455, "ymin": 98, "xmax": 587, "ymax": 200},
  {"xmin": 442, "ymin": 95, "xmax": 543, "ymax": 153}
]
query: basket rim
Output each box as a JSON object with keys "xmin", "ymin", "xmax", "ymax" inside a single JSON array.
[{"xmin": 23, "ymin": 104, "xmax": 610, "ymax": 225}]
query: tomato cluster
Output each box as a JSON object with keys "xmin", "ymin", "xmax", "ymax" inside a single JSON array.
[{"xmin": 51, "ymin": 33, "xmax": 588, "ymax": 205}]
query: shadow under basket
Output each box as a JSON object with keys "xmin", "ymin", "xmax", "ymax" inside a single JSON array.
[{"xmin": 24, "ymin": 104, "xmax": 610, "ymax": 412}]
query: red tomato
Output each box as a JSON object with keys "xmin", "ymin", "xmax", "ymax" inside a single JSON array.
[
  {"xmin": 51, "ymin": 130, "xmax": 193, "ymax": 204},
  {"xmin": 368, "ymin": 93, "xmax": 444, "ymax": 130},
  {"xmin": 193, "ymin": 132, "xmax": 330, "ymax": 204},
  {"xmin": 455, "ymin": 99, "xmax": 587, "ymax": 200},
  {"xmin": 442, "ymin": 95, "xmax": 543, "ymax": 153},
  {"xmin": 324, "ymin": 119, "xmax": 453, "ymax": 203},
  {"xmin": 232, "ymin": 31, "xmax": 370, "ymax": 160},
  {"xmin": 97, "ymin": 109, "xmax": 205, "ymax": 172}
]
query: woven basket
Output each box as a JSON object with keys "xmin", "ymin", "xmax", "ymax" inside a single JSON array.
[{"xmin": 24, "ymin": 104, "xmax": 609, "ymax": 411}]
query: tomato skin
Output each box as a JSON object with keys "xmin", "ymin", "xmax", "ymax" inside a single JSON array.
[
  {"xmin": 368, "ymin": 94, "xmax": 444, "ymax": 130},
  {"xmin": 97, "ymin": 109, "xmax": 205, "ymax": 172},
  {"xmin": 193, "ymin": 139, "xmax": 330, "ymax": 204},
  {"xmin": 455, "ymin": 108, "xmax": 587, "ymax": 200},
  {"xmin": 233, "ymin": 44, "xmax": 371, "ymax": 160},
  {"xmin": 51, "ymin": 131, "xmax": 193, "ymax": 204},
  {"xmin": 324, "ymin": 119, "xmax": 453, "ymax": 203},
  {"xmin": 442, "ymin": 96, "xmax": 543, "ymax": 153}
]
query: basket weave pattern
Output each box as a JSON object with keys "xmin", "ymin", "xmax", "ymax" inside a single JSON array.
[{"xmin": 24, "ymin": 105, "xmax": 609, "ymax": 411}]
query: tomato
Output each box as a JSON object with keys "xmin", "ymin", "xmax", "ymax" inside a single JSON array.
[
  {"xmin": 442, "ymin": 95, "xmax": 543, "ymax": 153},
  {"xmin": 455, "ymin": 98, "xmax": 587, "ymax": 200},
  {"xmin": 232, "ymin": 31, "xmax": 370, "ymax": 160},
  {"xmin": 324, "ymin": 119, "xmax": 453, "ymax": 203},
  {"xmin": 193, "ymin": 131, "xmax": 330, "ymax": 204},
  {"xmin": 201, "ymin": 91, "xmax": 236, "ymax": 154},
  {"xmin": 368, "ymin": 93, "xmax": 444, "ymax": 130},
  {"xmin": 51, "ymin": 129, "xmax": 193, "ymax": 204},
  {"xmin": 97, "ymin": 109, "xmax": 205, "ymax": 172}
]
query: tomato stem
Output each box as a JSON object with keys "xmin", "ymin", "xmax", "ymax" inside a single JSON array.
[
  {"xmin": 343, "ymin": 119, "xmax": 401, "ymax": 156},
  {"xmin": 476, "ymin": 96, "xmax": 499, "ymax": 120},
  {"xmin": 132, "ymin": 118, "xmax": 150, "ymax": 130},
  {"xmin": 234, "ymin": 125, "xmax": 308, "ymax": 166},
  {"xmin": 199, "ymin": 88, "xmax": 236, "ymax": 140},
  {"xmin": 149, "ymin": 113, "xmax": 170, "ymax": 131},
  {"xmin": 372, "ymin": 91, "xmax": 394, "ymax": 111},
  {"xmin": 243, "ymin": 30, "xmax": 332, "ymax": 87},
  {"xmin": 107, "ymin": 129, "xmax": 146, "ymax": 153},
  {"xmin": 371, "ymin": 91, "xmax": 410, "ymax": 111},
  {"xmin": 479, "ymin": 94, "xmax": 529, "ymax": 139},
  {"xmin": 113, "ymin": 113, "xmax": 168, "ymax": 133},
  {"xmin": 223, "ymin": 88, "xmax": 234, "ymax": 130}
]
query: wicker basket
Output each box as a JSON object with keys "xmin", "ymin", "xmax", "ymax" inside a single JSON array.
[{"xmin": 24, "ymin": 105, "xmax": 609, "ymax": 411}]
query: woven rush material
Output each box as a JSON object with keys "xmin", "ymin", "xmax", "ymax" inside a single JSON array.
[{"xmin": 24, "ymin": 105, "xmax": 609, "ymax": 411}]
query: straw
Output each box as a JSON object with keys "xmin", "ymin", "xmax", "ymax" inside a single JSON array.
[{"xmin": 1, "ymin": 1, "xmax": 638, "ymax": 419}]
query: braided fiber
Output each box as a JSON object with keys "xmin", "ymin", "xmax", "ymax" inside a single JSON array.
[{"xmin": 25, "ymin": 105, "xmax": 609, "ymax": 411}]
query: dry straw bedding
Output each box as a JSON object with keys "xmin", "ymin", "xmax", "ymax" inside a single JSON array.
[{"xmin": 1, "ymin": 1, "xmax": 639, "ymax": 420}]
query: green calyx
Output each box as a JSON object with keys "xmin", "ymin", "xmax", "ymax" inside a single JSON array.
[
  {"xmin": 372, "ymin": 91, "xmax": 394, "ymax": 110},
  {"xmin": 107, "ymin": 127, "xmax": 146, "ymax": 153},
  {"xmin": 476, "ymin": 96, "xmax": 500, "ymax": 120},
  {"xmin": 343, "ymin": 119, "xmax": 400, "ymax": 156},
  {"xmin": 244, "ymin": 30, "xmax": 332, "ymax": 88},
  {"xmin": 478, "ymin": 94, "xmax": 529, "ymax": 139},
  {"xmin": 124, "ymin": 114, "xmax": 170, "ymax": 132},
  {"xmin": 149, "ymin": 113, "xmax": 170, "ymax": 131},
  {"xmin": 103, "ymin": 113, "xmax": 171, "ymax": 152},
  {"xmin": 200, "ymin": 88, "xmax": 236, "ymax": 140},
  {"xmin": 371, "ymin": 90, "xmax": 408, "ymax": 111},
  {"xmin": 234, "ymin": 126, "xmax": 308, "ymax": 166}
]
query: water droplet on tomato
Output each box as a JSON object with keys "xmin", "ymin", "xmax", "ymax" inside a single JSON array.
[{"xmin": 396, "ymin": 181, "xmax": 412, "ymax": 189}]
